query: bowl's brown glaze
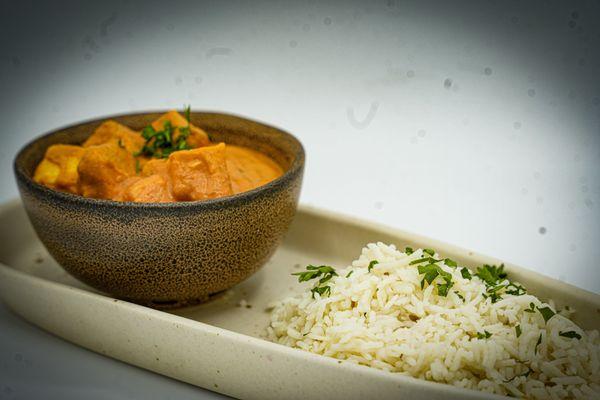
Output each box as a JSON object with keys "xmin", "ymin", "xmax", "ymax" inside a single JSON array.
[{"xmin": 14, "ymin": 111, "xmax": 304, "ymax": 308}]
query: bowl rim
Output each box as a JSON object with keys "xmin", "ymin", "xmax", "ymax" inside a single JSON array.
[{"xmin": 14, "ymin": 109, "xmax": 305, "ymax": 210}]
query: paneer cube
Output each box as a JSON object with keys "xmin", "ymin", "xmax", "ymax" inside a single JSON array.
[
  {"xmin": 34, "ymin": 159, "xmax": 60, "ymax": 187},
  {"xmin": 141, "ymin": 158, "xmax": 168, "ymax": 177},
  {"xmin": 167, "ymin": 143, "xmax": 233, "ymax": 201},
  {"xmin": 77, "ymin": 142, "xmax": 137, "ymax": 199},
  {"xmin": 151, "ymin": 110, "xmax": 210, "ymax": 148},
  {"xmin": 33, "ymin": 144, "xmax": 85, "ymax": 194},
  {"xmin": 118, "ymin": 174, "xmax": 174, "ymax": 203},
  {"xmin": 83, "ymin": 120, "xmax": 145, "ymax": 154}
]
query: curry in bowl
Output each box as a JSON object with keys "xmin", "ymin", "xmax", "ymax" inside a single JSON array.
[
  {"xmin": 33, "ymin": 109, "xmax": 283, "ymax": 202},
  {"xmin": 15, "ymin": 111, "xmax": 304, "ymax": 307}
]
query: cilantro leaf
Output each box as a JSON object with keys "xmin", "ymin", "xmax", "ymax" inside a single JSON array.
[
  {"xmin": 423, "ymin": 248, "xmax": 435, "ymax": 257},
  {"xmin": 559, "ymin": 330, "xmax": 582, "ymax": 340},
  {"xmin": 410, "ymin": 257, "xmax": 434, "ymax": 265},
  {"xmin": 184, "ymin": 104, "xmax": 191, "ymax": 123},
  {"xmin": 135, "ymin": 116, "xmax": 192, "ymax": 159},
  {"xmin": 535, "ymin": 333, "xmax": 543, "ymax": 354},
  {"xmin": 444, "ymin": 258, "xmax": 458, "ymax": 267},
  {"xmin": 418, "ymin": 263, "xmax": 454, "ymax": 296},
  {"xmin": 292, "ymin": 264, "xmax": 337, "ymax": 298},
  {"xmin": 368, "ymin": 260, "xmax": 379, "ymax": 272},
  {"xmin": 292, "ymin": 265, "xmax": 337, "ymax": 281},
  {"xmin": 418, "ymin": 264, "xmax": 439, "ymax": 286},
  {"xmin": 437, "ymin": 281, "xmax": 454, "ymax": 297},
  {"xmin": 311, "ymin": 285, "xmax": 331, "ymax": 298},
  {"xmin": 460, "ymin": 267, "xmax": 472, "ymax": 280},
  {"xmin": 504, "ymin": 367, "xmax": 532, "ymax": 382},
  {"xmin": 484, "ymin": 283, "xmax": 506, "ymax": 303},
  {"xmin": 505, "ymin": 282, "xmax": 527, "ymax": 296},
  {"xmin": 475, "ymin": 264, "xmax": 507, "ymax": 286},
  {"xmin": 537, "ymin": 306, "xmax": 556, "ymax": 323},
  {"xmin": 524, "ymin": 302, "xmax": 536, "ymax": 313},
  {"xmin": 477, "ymin": 330, "xmax": 492, "ymax": 339}
]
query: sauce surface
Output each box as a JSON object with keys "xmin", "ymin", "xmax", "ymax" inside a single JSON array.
[{"xmin": 33, "ymin": 110, "xmax": 284, "ymax": 202}]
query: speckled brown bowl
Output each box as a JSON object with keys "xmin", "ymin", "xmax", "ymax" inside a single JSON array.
[{"xmin": 14, "ymin": 111, "xmax": 304, "ymax": 308}]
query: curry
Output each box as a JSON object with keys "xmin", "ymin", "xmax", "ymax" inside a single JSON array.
[{"xmin": 33, "ymin": 110, "xmax": 283, "ymax": 202}]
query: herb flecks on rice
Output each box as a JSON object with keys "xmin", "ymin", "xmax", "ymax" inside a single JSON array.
[{"xmin": 267, "ymin": 243, "xmax": 600, "ymax": 399}]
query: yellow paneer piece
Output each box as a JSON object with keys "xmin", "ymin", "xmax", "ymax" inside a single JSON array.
[
  {"xmin": 151, "ymin": 110, "xmax": 211, "ymax": 148},
  {"xmin": 141, "ymin": 158, "xmax": 168, "ymax": 177},
  {"xmin": 83, "ymin": 120, "xmax": 145, "ymax": 154},
  {"xmin": 117, "ymin": 174, "xmax": 174, "ymax": 203},
  {"xmin": 33, "ymin": 159, "xmax": 60, "ymax": 187},
  {"xmin": 167, "ymin": 143, "xmax": 232, "ymax": 201},
  {"xmin": 77, "ymin": 141, "xmax": 137, "ymax": 200},
  {"xmin": 33, "ymin": 144, "xmax": 85, "ymax": 194}
]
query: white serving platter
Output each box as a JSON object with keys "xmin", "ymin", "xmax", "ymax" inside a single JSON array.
[{"xmin": 0, "ymin": 199, "xmax": 598, "ymax": 400}]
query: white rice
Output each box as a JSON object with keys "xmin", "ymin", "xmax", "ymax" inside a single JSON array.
[{"xmin": 266, "ymin": 243, "xmax": 600, "ymax": 399}]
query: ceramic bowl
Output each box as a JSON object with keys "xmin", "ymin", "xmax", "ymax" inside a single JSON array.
[{"xmin": 14, "ymin": 111, "xmax": 304, "ymax": 308}]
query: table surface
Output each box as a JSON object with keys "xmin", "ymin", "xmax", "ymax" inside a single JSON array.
[{"xmin": 1, "ymin": 1, "xmax": 599, "ymax": 399}]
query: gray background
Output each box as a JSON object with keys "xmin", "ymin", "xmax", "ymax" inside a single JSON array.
[{"xmin": 1, "ymin": 0, "xmax": 599, "ymax": 399}]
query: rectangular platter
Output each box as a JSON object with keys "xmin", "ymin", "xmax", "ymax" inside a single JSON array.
[{"xmin": 0, "ymin": 199, "xmax": 598, "ymax": 400}]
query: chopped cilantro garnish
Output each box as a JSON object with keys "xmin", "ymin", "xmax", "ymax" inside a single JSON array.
[
  {"xmin": 311, "ymin": 285, "xmax": 331, "ymax": 297},
  {"xmin": 437, "ymin": 281, "xmax": 454, "ymax": 297},
  {"xmin": 504, "ymin": 367, "xmax": 532, "ymax": 382},
  {"xmin": 536, "ymin": 306, "xmax": 555, "ymax": 323},
  {"xmin": 368, "ymin": 260, "xmax": 379, "ymax": 272},
  {"xmin": 410, "ymin": 257, "xmax": 435, "ymax": 265},
  {"xmin": 534, "ymin": 333, "xmax": 543, "ymax": 354},
  {"xmin": 292, "ymin": 265, "xmax": 338, "ymax": 298},
  {"xmin": 515, "ymin": 325, "xmax": 522, "ymax": 338},
  {"xmin": 473, "ymin": 263, "xmax": 526, "ymax": 303},
  {"xmin": 293, "ymin": 267, "xmax": 327, "ymax": 281},
  {"xmin": 524, "ymin": 302, "xmax": 536, "ymax": 313},
  {"xmin": 454, "ymin": 291, "xmax": 465, "ymax": 301},
  {"xmin": 505, "ymin": 282, "xmax": 527, "ymax": 296},
  {"xmin": 417, "ymin": 263, "xmax": 453, "ymax": 296},
  {"xmin": 559, "ymin": 330, "xmax": 582, "ymax": 340},
  {"xmin": 476, "ymin": 330, "xmax": 492, "ymax": 339},
  {"xmin": 404, "ymin": 247, "xmax": 414, "ymax": 255},
  {"xmin": 418, "ymin": 264, "xmax": 440, "ymax": 286},
  {"xmin": 423, "ymin": 248, "xmax": 435, "ymax": 257},
  {"xmin": 184, "ymin": 104, "xmax": 191, "ymax": 123},
  {"xmin": 345, "ymin": 270, "xmax": 354, "ymax": 278},
  {"xmin": 134, "ymin": 107, "xmax": 193, "ymax": 159},
  {"xmin": 444, "ymin": 258, "xmax": 457, "ymax": 267},
  {"xmin": 410, "ymin": 257, "xmax": 449, "ymax": 266},
  {"xmin": 484, "ymin": 283, "xmax": 507, "ymax": 303},
  {"xmin": 475, "ymin": 264, "xmax": 507, "ymax": 286},
  {"xmin": 460, "ymin": 267, "xmax": 472, "ymax": 280}
]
